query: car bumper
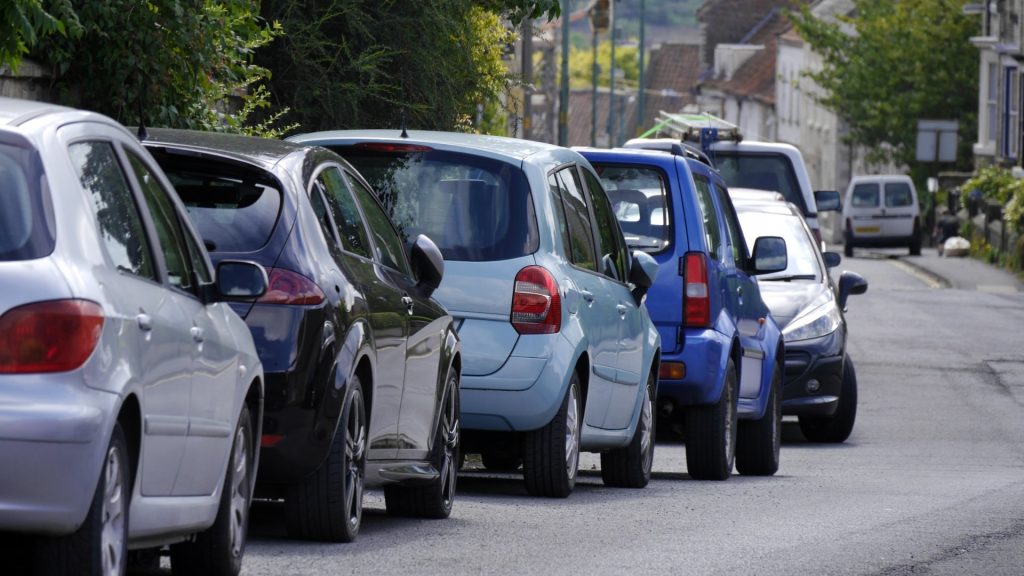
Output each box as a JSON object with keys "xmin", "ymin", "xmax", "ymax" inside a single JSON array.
[
  {"xmin": 0, "ymin": 375, "xmax": 116, "ymax": 534},
  {"xmin": 782, "ymin": 330, "xmax": 844, "ymax": 417},
  {"xmin": 656, "ymin": 327, "xmax": 730, "ymax": 408}
]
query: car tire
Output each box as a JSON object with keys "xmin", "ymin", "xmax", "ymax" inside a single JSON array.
[
  {"xmin": 36, "ymin": 423, "xmax": 129, "ymax": 576},
  {"xmin": 285, "ymin": 375, "xmax": 366, "ymax": 542},
  {"xmin": 600, "ymin": 368, "xmax": 656, "ymax": 488},
  {"xmin": 735, "ymin": 366, "xmax": 781, "ymax": 476},
  {"xmin": 384, "ymin": 369, "xmax": 461, "ymax": 519},
  {"xmin": 800, "ymin": 356, "xmax": 858, "ymax": 443},
  {"xmin": 523, "ymin": 371, "xmax": 581, "ymax": 498},
  {"xmin": 685, "ymin": 358, "xmax": 737, "ymax": 481},
  {"xmin": 171, "ymin": 404, "xmax": 254, "ymax": 576},
  {"xmin": 844, "ymin": 230, "xmax": 854, "ymax": 257},
  {"xmin": 909, "ymin": 235, "xmax": 921, "ymax": 256},
  {"xmin": 481, "ymin": 451, "xmax": 522, "ymax": 472}
]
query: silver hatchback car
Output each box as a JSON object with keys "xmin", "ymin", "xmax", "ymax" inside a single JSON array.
[{"xmin": 0, "ymin": 97, "xmax": 266, "ymax": 576}]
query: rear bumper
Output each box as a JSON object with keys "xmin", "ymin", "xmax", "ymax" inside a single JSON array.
[
  {"xmin": 781, "ymin": 330, "xmax": 844, "ymax": 417},
  {"xmin": 0, "ymin": 376, "xmax": 116, "ymax": 534},
  {"xmin": 656, "ymin": 327, "xmax": 730, "ymax": 408}
]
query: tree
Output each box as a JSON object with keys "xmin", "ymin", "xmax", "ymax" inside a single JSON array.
[
  {"xmin": 0, "ymin": 0, "xmax": 79, "ymax": 72},
  {"xmin": 474, "ymin": 0, "xmax": 560, "ymax": 25},
  {"xmin": 567, "ymin": 39, "xmax": 638, "ymax": 90},
  {"xmin": 790, "ymin": 0, "xmax": 978, "ymax": 171}
]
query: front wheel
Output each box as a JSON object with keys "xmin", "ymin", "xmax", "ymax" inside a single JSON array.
[
  {"xmin": 736, "ymin": 366, "xmax": 781, "ymax": 476},
  {"xmin": 800, "ymin": 356, "xmax": 858, "ymax": 443},
  {"xmin": 601, "ymin": 368, "xmax": 656, "ymax": 488},
  {"xmin": 523, "ymin": 371, "xmax": 581, "ymax": 498},
  {"xmin": 685, "ymin": 358, "xmax": 737, "ymax": 481},
  {"xmin": 171, "ymin": 405, "xmax": 254, "ymax": 576},
  {"xmin": 385, "ymin": 369, "xmax": 461, "ymax": 518}
]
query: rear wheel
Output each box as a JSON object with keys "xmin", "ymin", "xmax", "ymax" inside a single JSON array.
[
  {"xmin": 171, "ymin": 405, "xmax": 253, "ymax": 576},
  {"xmin": 685, "ymin": 358, "xmax": 737, "ymax": 481},
  {"xmin": 36, "ymin": 423, "xmax": 129, "ymax": 576},
  {"xmin": 601, "ymin": 368, "xmax": 656, "ymax": 488},
  {"xmin": 800, "ymin": 356, "xmax": 858, "ymax": 443},
  {"xmin": 523, "ymin": 372, "xmax": 581, "ymax": 498},
  {"xmin": 286, "ymin": 376, "xmax": 366, "ymax": 542},
  {"xmin": 736, "ymin": 367, "xmax": 781, "ymax": 476},
  {"xmin": 909, "ymin": 234, "xmax": 922, "ymax": 256},
  {"xmin": 844, "ymin": 230, "xmax": 854, "ymax": 257},
  {"xmin": 385, "ymin": 369, "xmax": 461, "ymax": 518}
]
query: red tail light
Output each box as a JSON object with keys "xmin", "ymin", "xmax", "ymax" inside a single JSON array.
[
  {"xmin": 683, "ymin": 252, "xmax": 710, "ymax": 327},
  {"xmin": 0, "ymin": 300, "xmax": 104, "ymax": 374},
  {"xmin": 354, "ymin": 142, "xmax": 433, "ymax": 153},
  {"xmin": 811, "ymin": 227, "xmax": 823, "ymax": 248},
  {"xmin": 258, "ymin": 268, "xmax": 326, "ymax": 305},
  {"xmin": 511, "ymin": 266, "xmax": 561, "ymax": 334}
]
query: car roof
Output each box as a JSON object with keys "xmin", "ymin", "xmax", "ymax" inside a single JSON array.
[
  {"xmin": 728, "ymin": 187, "xmax": 786, "ymax": 202},
  {"xmin": 142, "ymin": 127, "xmax": 312, "ymax": 171},
  {"xmin": 0, "ymin": 97, "xmax": 77, "ymax": 127},
  {"xmin": 290, "ymin": 129, "xmax": 578, "ymax": 165},
  {"xmin": 730, "ymin": 197, "xmax": 803, "ymax": 218},
  {"xmin": 849, "ymin": 174, "xmax": 913, "ymax": 183}
]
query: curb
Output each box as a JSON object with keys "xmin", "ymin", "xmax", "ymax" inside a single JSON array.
[{"xmin": 863, "ymin": 250, "xmax": 953, "ymax": 289}]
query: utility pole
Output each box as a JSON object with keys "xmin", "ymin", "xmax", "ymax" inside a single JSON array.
[
  {"xmin": 606, "ymin": 3, "xmax": 616, "ymax": 147},
  {"xmin": 558, "ymin": 0, "xmax": 570, "ymax": 147},
  {"xmin": 589, "ymin": 0, "xmax": 609, "ymax": 147},
  {"xmin": 637, "ymin": 0, "xmax": 646, "ymax": 136},
  {"xmin": 523, "ymin": 18, "xmax": 533, "ymax": 140}
]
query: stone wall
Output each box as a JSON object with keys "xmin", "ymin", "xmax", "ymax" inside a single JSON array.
[{"xmin": 0, "ymin": 59, "xmax": 50, "ymax": 102}]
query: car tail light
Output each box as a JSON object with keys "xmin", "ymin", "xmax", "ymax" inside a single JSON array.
[
  {"xmin": 353, "ymin": 142, "xmax": 433, "ymax": 153},
  {"xmin": 845, "ymin": 217, "xmax": 852, "ymax": 233},
  {"xmin": 683, "ymin": 252, "xmax": 710, "ymax": 327},
  {"xmin": 0, "ymin": 300, "xmax": 104, "ymax": 374},
  {"xmin": 261, "ymin": 434, "xmax": 284, "ymax": 448},
  {"xmin": 659, "ymin": 361, "xmax": 686, "ymax": 380},
  {"xmin": 511, "ymin": 266, "xmax": 561, "ymax": 334},
  {"xmin": 257, "ymin": 268, "xmax": 326, "ymax": 305},
  {"xmin": 913, "ymin": 215, "xmax": 920, "ymax": 232},
  {"xmin": 811, "ymin": 227, "xmax": 823, "ymax": 248}
]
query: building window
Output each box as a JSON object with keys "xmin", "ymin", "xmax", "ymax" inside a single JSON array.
[
  {"xmin": 988, "ymin": 61, "xmax": 998, "ymax": 145},
  {"xmin": 1003, "ymin": 66, "xmax": 1018, "ymax": 159}
]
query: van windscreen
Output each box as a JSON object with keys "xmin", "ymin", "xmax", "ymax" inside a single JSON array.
[{"xmin": 713, "ymin": 153, "xmax": 808, "ymax": 215}]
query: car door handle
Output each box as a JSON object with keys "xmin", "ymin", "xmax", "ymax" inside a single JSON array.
[
  {"xmin": 136, "ymin": 313, "xmax": 152, "ymax": 332},
  {"xmin": 616, "ymin": 304, "xmax": 628, "ymax": 316},
  {"xmin": 736, "ymin": 286, "xmax": 743, "ymax": 296},
  {"xmin": 191, "ymin": 326, "xmax": 204, "ymax": 343},
  {"xmin": 402, "ymin": 295, "xmax": 414, "ymax": 315},
  {"xmin": 580, "ymin": 289, "xmax": 595, "ymax": 303}
]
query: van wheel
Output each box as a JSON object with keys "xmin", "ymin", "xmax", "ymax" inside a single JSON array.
[
  {"xmin": 171, "ymin": 405, "xmax": 253, "ymax": 576},
  {"xmin": 523, "ymin": 372, "xmax": 581, "ymax": 498},
  {"xmin": 736, "ymin": 367, "xmax": 781, "ymax": 476},
  {"xmin": 909, "ymin": 235, "xmax": 921, "ymax": 256},
  {"xmin": 844, "ymin": 231, "xmax": 854, "ymax": 257},
  {"xmin": 36, "ymin": 423, "xmax": 129, "ymax": 576},
  {"xmin": 685, "ymin": 358, "xmax": 737, "ymax": 480},
  {"xmin": 800, "ymin": 356, "xmax": 858, "ymax": 443},
  {"xmin": 601, "ymin": 369, "xmax": 656, "ymax": 488}
]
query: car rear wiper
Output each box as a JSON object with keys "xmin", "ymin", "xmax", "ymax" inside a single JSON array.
[{"xmin": 762, "ymin": 274, "xmax": 817, "ymax": 282}]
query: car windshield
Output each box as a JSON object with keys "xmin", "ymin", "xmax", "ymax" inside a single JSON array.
[
  {"xmin": 592, "ymin": 164, "xmax": 672, "ymax": 253},
  {"xmin": 0, "ymin": 143, "xmax": 54, "ymax": 261},
  {"xmin": 713, "ymin": 153, "xmax": 808, "ymax": 215},
  {"xmin": 338, "ymin": 146, "xmax": 538, "ymax": 262},
  {"xmin": 736, "ymin": 208, "xmax": 821, "ymax": 281}
]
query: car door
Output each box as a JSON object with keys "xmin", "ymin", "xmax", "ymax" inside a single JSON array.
[
  {"xmin": 580, "ymin": 167, "xmax": 645, "ymax": 430},
  {"xmin": 548, "ymin": 166, "xmax": 619, "ymax": 427},
  {"xmin": 123, "ymin": 149, "xmax": 239, "ymax": 496},
  {"xmin": 710, "ymin": 180, "xmax": 767, "ymax": 400},
  {"xmin": 347, "ymin": 172, "xmax": 445, "ymax": 459},
  {"xmin": 65, "ymin": 136, "xmax": 190, "ymax": 497},
  {"xmin": 881, "ymin": 180, "xmax": 917, "ymax": 238}
]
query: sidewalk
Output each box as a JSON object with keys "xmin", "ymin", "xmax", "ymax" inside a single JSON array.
[{"xmin": 879, "ymin": 247, "xmax": 1023, "ymax": 293}]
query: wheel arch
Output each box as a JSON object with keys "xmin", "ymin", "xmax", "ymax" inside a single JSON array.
[{"xmin": 116, "ymin": 393, "xmax": 142, "ymax": 490}]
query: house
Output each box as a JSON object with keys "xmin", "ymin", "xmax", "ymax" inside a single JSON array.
[{"xmin": 968, "ymin": 0, "xmax": 1023, "ymax": 166}]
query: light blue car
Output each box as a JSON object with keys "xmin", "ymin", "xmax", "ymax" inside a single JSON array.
[{"xmin": 289, "ymin": 131, "xmax": 661, "ymax": 497}]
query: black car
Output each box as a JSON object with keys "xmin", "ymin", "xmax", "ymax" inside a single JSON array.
[
  {"xmin": 144, "ymin": 130, "xmax": 461, "ymax": 542},
  {"xmin": 731, "ymin": 196, "xmax": 867, "ymax": 443}
]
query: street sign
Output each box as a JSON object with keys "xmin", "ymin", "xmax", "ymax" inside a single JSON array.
[{"xmin": 916, "ymin": 120, "xmax": 958, "ymax": 163}]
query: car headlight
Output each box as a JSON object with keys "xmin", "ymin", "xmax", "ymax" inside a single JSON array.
[{"xmin": 782, "ymin": 302, "xmax": 841, "ymax": 342}]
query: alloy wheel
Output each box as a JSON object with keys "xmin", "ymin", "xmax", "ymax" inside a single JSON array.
[
  {"xmin": 100, "ymin": 444, "xmax": 125, "ymax": 576},
  {"xmin": 345, "ymin": 389, "xmax": 366, "ymax": 530}
]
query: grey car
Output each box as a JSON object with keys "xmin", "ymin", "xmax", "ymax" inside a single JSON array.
[{"xmin": 0, "ymin": 97, "xmax": 267, "ymax": 576}]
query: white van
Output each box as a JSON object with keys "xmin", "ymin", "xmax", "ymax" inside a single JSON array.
[{"xmin": 842, "ymin": 174, "xmax": 920, "ymax": 256}]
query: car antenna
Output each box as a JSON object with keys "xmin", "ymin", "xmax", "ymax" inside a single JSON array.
[
  {"xmin": 400, "ymin": 109, "xmax": 408, "ymax": 139},
  {"xmin": 136, "ymin": 73, "xmax": 149, "ymax": 141}
]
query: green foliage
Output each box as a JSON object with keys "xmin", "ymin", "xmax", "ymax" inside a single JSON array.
[
  {"xmin": 789, "ymin": 0, "xmax": 978, "ymax": 170},
  {"xmin": 962, "ymin": 166, "xmax": 1024, "ymax": 234},
  {"xmin": 568, "ymin": 40, "xmax": 638, "ymax": 90},
  {"xmin": 0, "ymin": 0, "xmax": 79, "ymax": 72},
  {"xmin": 257, "ymin": 1, "xmax": 518, "ymax": 133},
  {"xmin": 28, "ymin": 0, "xmax": 288, "ymax": 136},
  {"xmin": 474, "ymin": 0, "xmax": 560, "ymax": 25}
]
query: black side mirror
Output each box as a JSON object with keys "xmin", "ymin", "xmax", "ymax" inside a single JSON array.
[
  {"xmin": 837, "ymin": 270, "xmax": 868, "ymax": 312},
  {"xmin": 815, "ymin": 190, "xmax": 841, "ymax": 212},
  {"xmin": 215, "ymin": 260, "xmax": 268, "ymax": 301},
  {"xmin": 410, "ymin": 234, "xmax": 444, "ymax": 297},
  {"xmin": 823, "ymin": 251, "xmax": 842, "ymax": 268},
  {"xmin": 751, "ymin": 236, "xmax": 787, "ymax": 274},
  {"xmin": 628, "ymin": 250, "xmax": 659, "ymax": 305}
]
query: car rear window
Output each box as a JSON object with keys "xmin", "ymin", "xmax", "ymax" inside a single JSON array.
[
  {"xmin": 592, "ymin": 163, "xmax": 672, "ymax": 253},
  {"xmin": 0, "ymin": 143, "xmax": 54, "ymax": 261},
  {"xmin": 148, "ymin": 151, "xmax": 282, "ymax": 253},
  {"xmin": 338, "ymin": 146, "xmax": 538, "ymax": 262},
  {"xmin": 713, "ymin": 153, "xmax": 809, "ymax": 215},
  {"xmin": 851, "ymin": 183, "xmax": 880, "ymax": 208},
  {"xmin": 884, "ymin": 182, "xmax": 914, "ymax": 207}
]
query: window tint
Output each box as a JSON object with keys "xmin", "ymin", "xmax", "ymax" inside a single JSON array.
[
  {"xmin": 884, "ymin": 182, "xmax": 914, "ymax": 207},
  {"xmin": 318, "ymin": 168, "xmax": 372, "ymax": 258},
  {"xmin": 555, "ymin": 167, "xmax": 597, "ymax": 271},
  {"xmin": 350, "ymin": 177, "xmax": 412, "ymax": 275},
  {"xmin": 340, "ymin": 147, "xmax": 538, "ymax": 262},
  {"xmin": 736, "ymin": 210, "xmax": 821, "ymax": 281},
  {"xmin": 584, "ymin": 169, "xmax": 628, "ymax": 282},
  {"xmin": 851, "ymin": 183, "xmax": 880, "ymax": 207},
  {"xmin": 69, "ymin": 142, "xmax": 154, "ymax": 279},
  {"xmin": 309, "ymin": 180, "xmax": 342, "ymax": 249},
  {"xmin": 0, "ymin": 143, "xmax": 54, "ymax": 261},
  {"xmin": 547, "ymin": 173, "xmax": 573, "ymax": 258},
  {"xmin": 714, "ymin": 183, "xmax": 748, "ymax": 268},
  {"xmin": 693, "ymin": 175, "xmax": 721, "ymax": 259},
  {"xmin": 714, "ymin": 153, "xmax": 808, "ymax": 214},
  {"xmin": 129, "ymin": 152, "xmax": 194, "ymax": 292},
  {"xmin": 593, "ymin": 163, "xmax": 671, "ymax": 253}
]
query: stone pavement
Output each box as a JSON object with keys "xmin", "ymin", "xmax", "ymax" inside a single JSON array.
[{"xmin": 867, "ymin": 247, "xmax": 1023, "ymax": 293}]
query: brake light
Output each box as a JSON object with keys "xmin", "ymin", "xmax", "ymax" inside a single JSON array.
[
  {"xmin": 258, "ymin": 268, "xmax": 326, "ymax": 305},
  {"xmin": 511, "ymin": 266, "xmax": 561, "ymax": 334},
  {"xmin": 0, "ymin": 300, "xmax": 104, "ymax": 374},
  {"xmin": 811, "ymin": 227, "xmax": 823, "ymax": 248},
  {"xmin": 353, "ymin": 142, "xmax": 433, "ymax": 153},
  {"xmin": 683, "ymin": 252, "xmax": 710, "ymax": 327}
]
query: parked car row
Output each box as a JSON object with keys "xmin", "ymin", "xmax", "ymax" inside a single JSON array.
[{"xmin": 1, "ymin": 97, "xmax": 867, "ymax": 576}]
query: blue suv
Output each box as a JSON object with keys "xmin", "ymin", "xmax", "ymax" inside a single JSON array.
[{"xmin": 578, "ymin": 146, "xmax": 787, "ymax": 480}]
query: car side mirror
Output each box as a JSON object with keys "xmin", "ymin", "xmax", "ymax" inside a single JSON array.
[
  {"xmin": 751, "ymin": 236, "xmax": 787, "ymax": 274},
  {"xmin": 815, "ymin": 190, "xmax": 841, "ymax": 212},
  {"xmin": 823, "ymin": 251, "xmax": 842, "ymax": 268},
  {"xmin": 215, "ymin": 260, "xmax": 268, "ymax": 301},
  {"xmin": 837, "ymin": 270, "xmax": 868, "ymax": 312},
  {"xmin": 410, "ymin": 234, "xmax": 444, "ymax": 297},
  {"xmin": 629, "ymin": 250, "xmax": 659, "ymax": 305}
]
